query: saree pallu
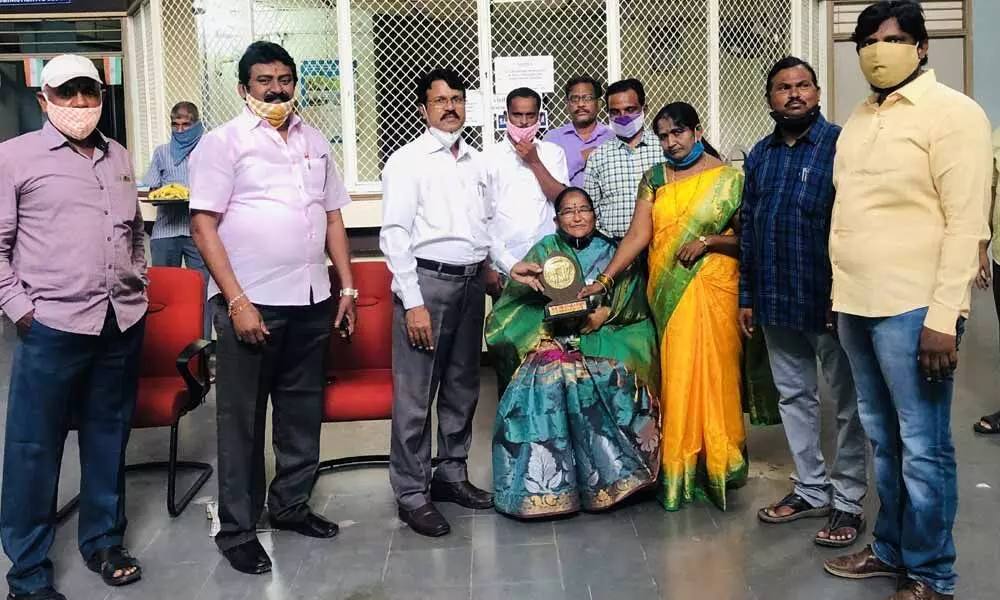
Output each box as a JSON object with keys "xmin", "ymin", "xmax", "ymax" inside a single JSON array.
[
  {"xmin": 485, "ymin": 234, "xmax": 661, "ymax": 518},
  {"xmin": 641, "ymin": 164, "xmax": 748, "ymax": 511}
]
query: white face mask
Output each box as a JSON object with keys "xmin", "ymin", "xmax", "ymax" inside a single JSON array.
[{"xmin": 429, "ymin": 126, "xmax": 463, "ymax": 150}]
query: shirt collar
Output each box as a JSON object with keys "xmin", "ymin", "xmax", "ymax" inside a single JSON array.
[
  {"xmin": 417, "ymin": 129, "xmax": 474, "ymax": 160},
  {"xmin": 868, "ymin": 69, "xmax": 937, "ymax": 107},
  {"xmin": 616, "ymin": 129, "xmax": 658, "ymax": 149},
  {"xmin": 41, "ymin": 120, "xmax": 109, "ymax": 153},
  {"xmin": 766, "ymin": 113, "xmax": 829, "ymax": 148},
  {"xmin": 559, "ymin": 121, "xmax": 611, "ymax": 142}
]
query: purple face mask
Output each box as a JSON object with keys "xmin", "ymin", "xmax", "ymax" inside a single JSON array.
[{"xmin": 609, "ymin": 111, "xmax": 644, "ymax": 138}]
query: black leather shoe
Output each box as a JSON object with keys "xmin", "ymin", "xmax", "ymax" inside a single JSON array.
[
  {"xmin": 222, "ymin": 539, "xmax": 272, "ymax": 575},
  {"xmin": 430, "ymin": 479, "xmax": 495, "ymax": 509},
  {"xmin": 270, "ymin": 512, "xmax": 339, "ymax": 539},
  {"xmin": 7, "ymin": 588, "xmax": 65, "ymax": 600},
  {"xmin": 398, "ymin": 503, "xmax": 451, "ymax": 537}
]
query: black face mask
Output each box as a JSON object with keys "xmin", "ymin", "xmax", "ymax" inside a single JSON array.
[
  {"xmin": 557, "ymin": 226, "xmax": 595, "ymax": 250},
  {"xmin": 769, "ymin": 104, "xmax": 821, "ymax": 134}
]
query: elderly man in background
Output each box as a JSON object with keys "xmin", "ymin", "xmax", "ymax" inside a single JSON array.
[
  {"xmin": 544, "ymin": 75, "xmax": 613, "ymax": 188},
  {"xmin": 0, "ymin": 54, "xmax": 147, "ymax": 599},
  {"xmin": 142, "ymin": 101, "xmax": 211, "ymax": 338}
]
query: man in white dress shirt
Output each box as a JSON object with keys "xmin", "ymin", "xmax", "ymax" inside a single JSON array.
[
  {"xmin": 484, "ymin": 87, "xmax": 569, "ymax": 298},
  {"xmin": 380, "ymin": 68, "xmax": 494, "ymax": 537}
]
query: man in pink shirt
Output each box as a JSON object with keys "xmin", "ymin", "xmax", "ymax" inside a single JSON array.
[
  {"xmin": 189, "ymin": 41, "xmax": 356, "ymax": 575},
  {"xmin": 0, "ymin": 54, "xmax": 146, "ymax": 599}
]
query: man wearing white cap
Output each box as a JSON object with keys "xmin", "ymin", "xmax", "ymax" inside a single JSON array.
[{"xmin": 0, "ymin": 54, "xmax": 146, "ymax": 599}]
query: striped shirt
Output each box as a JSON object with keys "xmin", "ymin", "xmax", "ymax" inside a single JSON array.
[
  {"xmin": 583, "ymin": 130, "xmax": 663, "ymax": 238},
  {"xmin": 739, "ymin": 115, "xmax": 840, "ymax": 333},
  {"xmin": 141, "ymin": 143, "xmax": 193, "ymax": 240}
]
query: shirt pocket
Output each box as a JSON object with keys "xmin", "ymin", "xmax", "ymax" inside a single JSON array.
[
  {"xmin": 112, "ymin": 175, "xmax": 139, "ymax": 224},
  {"xmin": 304, "ymin": 157, "xmax": 328, "ymax": 199},
  {"xmin": 795, "ymin": 167, "xmax": 832, "ymax": 223}
]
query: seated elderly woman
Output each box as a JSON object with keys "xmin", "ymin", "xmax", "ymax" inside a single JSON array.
[{"xmin": 485, "ymin": 186, "xmax": 661, "ymax": 519}]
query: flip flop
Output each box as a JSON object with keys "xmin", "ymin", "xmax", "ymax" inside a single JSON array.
[
  {"xmin": 973, "ymin": 410, "xmax": 1000, "ymax": 435},
  {"xmin": 85, "ymin": 546, "xmax": 142, "ymax": 587},
  {"xmin": 758, "ymin": 492, "xmax": 831, "ymax": 524},
  {"xmin": 815, "ymin": 509, "xmax": 866, "ymax": 548}
]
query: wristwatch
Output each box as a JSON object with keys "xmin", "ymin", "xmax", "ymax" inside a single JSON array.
[
  {"xmin": 340, "ymin": 287, "xmax": 359, "ymax": 300},
  {"xmin": 698, "ymin": 235, "xmax": 709, "ymax": 248}
]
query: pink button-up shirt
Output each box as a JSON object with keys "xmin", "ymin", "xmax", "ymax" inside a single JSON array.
[
  {"xmin": 0, "ymin": 122, "xmax": 148, "ymax": 335},
  {"xmin": 188, "ymin": 109, "xmax": 351, "ymax": 306}
]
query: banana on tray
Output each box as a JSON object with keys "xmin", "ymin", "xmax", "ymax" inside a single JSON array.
[{"xmin": 148, "ymin": 183, "xmax": 190, "ymax": 201}]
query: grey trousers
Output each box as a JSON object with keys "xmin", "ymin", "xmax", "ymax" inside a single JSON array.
[
  {"xmin": 389, "ymin": 266, "xmax": 486, "ymax": 510},
  {"xmin": 213, "ymin": 298, "xmax": 333, "ymax": 550},
  {"xmin": 762, "ymin": 325, "xmax": 867, "ymax": 514}
]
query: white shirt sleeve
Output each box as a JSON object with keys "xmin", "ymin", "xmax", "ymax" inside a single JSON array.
[
  {"xmin": 379, "ymin": 154, "xmax": 424, "ymax": 309},
  {"xmin": 549, "ymin": 144, "xmax": 570, "ymax": 186}
]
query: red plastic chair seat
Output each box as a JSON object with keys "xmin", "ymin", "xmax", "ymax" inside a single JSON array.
[
  {"xmin": 323, "ymin": 369, "xmax": 394, "ymax": 422},
  {"xmin": 132, "ymin": 377, "xmax": 189, "ymax": 429}
]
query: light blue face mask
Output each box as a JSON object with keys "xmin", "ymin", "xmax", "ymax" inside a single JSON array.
[{"xmin": 664, "ymin": 139, "xmax": 704, "ymax": 169}]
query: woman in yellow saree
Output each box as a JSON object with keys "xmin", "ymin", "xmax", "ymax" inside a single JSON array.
[{"xmin": 580, "ymin": 102, "xmax": 747, "ymax": 511}]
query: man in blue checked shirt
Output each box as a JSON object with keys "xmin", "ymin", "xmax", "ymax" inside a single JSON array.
[
  {"xmin": 141, "ymin": 101, "xmax": 211, "ymax": 338},
  {"xmin": 739, "ymin": 57, "xmax": 868, "ymax": 548}
]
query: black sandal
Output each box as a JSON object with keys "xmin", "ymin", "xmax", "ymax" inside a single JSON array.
[
  {"xmin": 973, "ymin": 410, "xmax": 1000, "ymax": 435},
  {"xmin": 814, "ymin": 509, "xmax": 866, "ymax": 548},
  {"xmin": 85, "ymin": 545, "xmax": 142, "ymax": 587},
  {"xmin": 757, "ymin": 492, "xmax": 831, "ymax": 524}
]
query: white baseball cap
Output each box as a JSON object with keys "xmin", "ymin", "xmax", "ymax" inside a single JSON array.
[{"xmin": 41, "ymin": 54, "xmax": 102, "ymax": 89}]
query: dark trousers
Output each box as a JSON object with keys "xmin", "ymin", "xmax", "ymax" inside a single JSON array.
[
  {"xmin": 212, "ymin": 298, "xmax": 332, "ymax": 551},
  {"xmin": 389, "ymin": 267, "xmax": 485, "ymax": 510},
  {"xmin": 1, "ymin": 310, "xmax": 144, "ymax": 595}
]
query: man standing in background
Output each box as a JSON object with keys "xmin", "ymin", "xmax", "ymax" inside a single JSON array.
[
  {"xmin": 583, "ymin": 79, "xmax": 662, "ymax": 239},
  {"xmin": 484, "ymin": 86, "xmax": 568, "ymax": 298},
  {"xmin": 544, "ymin": 75, "xmax": 613, "ymax": 189},
  {"xmin": 142, "ymin": 101, "xmax": 210, "ymax": 338}
]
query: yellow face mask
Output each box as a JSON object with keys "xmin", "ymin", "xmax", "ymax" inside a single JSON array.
[
  {"xmin": 859, "ymin": 41, "xmax": 921, "ymax": 90},
  {"xmin": 245, "ymin": 93, "xmax": 296, "ymax": 129}
]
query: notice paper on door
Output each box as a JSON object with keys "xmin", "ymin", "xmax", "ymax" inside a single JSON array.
[{"xmin": 493, "ymin": 56, "xmax": 555, "ymax": 95}]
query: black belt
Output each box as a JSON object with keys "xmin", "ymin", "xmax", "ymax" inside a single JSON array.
[{"xmin": 416, "ymin": 258, "xmax": 482, "ymax": 277}]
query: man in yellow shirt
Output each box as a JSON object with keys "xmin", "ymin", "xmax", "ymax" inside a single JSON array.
[
  {"xmin": 972, "ymin": 127, "xmax": 1000, "ymax": 434},
  {"xmin": 821, "ymin": 3, "xmax": 992, "ymax": 600}
]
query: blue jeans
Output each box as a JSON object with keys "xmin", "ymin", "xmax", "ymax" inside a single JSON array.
[
  {"xmin": 837, "ymin": 308, "xmax": 960, "ymax": 595},
  {"xmin": 1, "ymin": 310, "xmax": 144, "ymax": 594},
  {"xmin": 151, "ymin": 235, "xmax": 211, "ymax": 339}
]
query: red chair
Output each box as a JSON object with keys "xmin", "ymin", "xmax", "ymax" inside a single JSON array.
[
  {"xmin": 58, "ymin": 267, "xmax": 214, "ymax": 520},
  {"xmin": 318, "ymin": 261, "xmax": 395, "ymax": 473}
]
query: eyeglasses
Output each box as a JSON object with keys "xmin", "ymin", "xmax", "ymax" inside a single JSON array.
[
  {"xmin": 567, "ymin": 94, "xmax": 597, "ymax": 104},
  {"xmin": 427, "ymin": 96, "xmax": 466, "ymax": 108},
  {"xmin": 558, "ymin": 207, "xmax": 595, "ymax": 217}
]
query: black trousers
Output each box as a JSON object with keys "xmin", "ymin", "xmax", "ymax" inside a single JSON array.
[{"xmin": 212, "ymin": 297, "xmax": 333, "ymax": 550}]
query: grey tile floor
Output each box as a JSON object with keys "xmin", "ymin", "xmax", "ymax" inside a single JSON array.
[{"xmin": 1, "ymin": 290, "xmax": 999, "ymax": 600}]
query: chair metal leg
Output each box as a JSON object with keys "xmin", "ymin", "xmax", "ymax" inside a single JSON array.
[
  {"xmin": 55, "ymin": 423, "xmax": 213, "ymax": 523},
  {"xmin": 317, "ymin": 454, "xmax": 390, "ymax": 474}
]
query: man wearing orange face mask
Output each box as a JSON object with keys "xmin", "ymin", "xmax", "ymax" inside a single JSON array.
[
  {"xmin": 822, "ymin": 2, "xmax": 992, "ymax": 599},
  {"xmin": 190, "ymin": 41, "xmax": 355, "ymax": 575},
  {"xmin": 0, "ymin": 54, "xmax": 147, "ymax": 598}
]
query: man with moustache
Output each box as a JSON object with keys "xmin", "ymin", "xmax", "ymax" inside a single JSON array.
[
  {"xmin": 380, "ymin": 68, "xmax": 494, "ymax": 537},
  {"xmin": 582, "ymin": 78, "xmax": 662, "ymax": 239},
  {"xmin": 821, "ymin": 2, "xmax": 992, "ymax": 598},
  {"xmin": 544, "ymin": 75, "xmax": 613, "ymax": 188},
  {"xmin": 0, "ymin": 54, "xmax": 146, "ymax": 598},
  {"xmin": 739, "ymin": 56, "xmax": 867, "ymax": 549},
  {"xmin": 484, "ymin": 86, "xmax": 568, "ymax": 298},
  {"xmin": 189, "ymin": 41, "xmax": 357, "ymax": 575}
]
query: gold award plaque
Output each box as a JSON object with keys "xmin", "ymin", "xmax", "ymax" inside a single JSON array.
[
  {"xmin": 542, "ymin": 256, "xmax": 576, "ymax": 290},
  {"xmin": 540, "ymin": 252, "xmax": 591, "ymax": 321}
]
